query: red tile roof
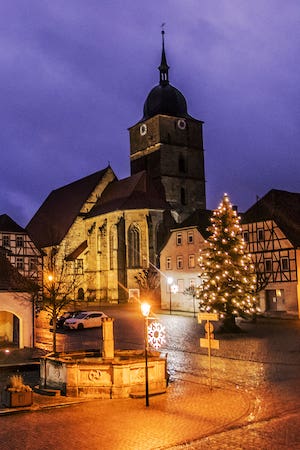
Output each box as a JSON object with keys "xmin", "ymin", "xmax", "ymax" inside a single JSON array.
[
  {"xmin": 242, "ymin": 189, "xmax": 300, "ymax": 247},
  {"xmin": 87, "ymin": 171, "xmax": 170, "ymax": 217},
  {"xmin": 26, "ymin": 167, "xmax": 115, "ymax": 248}
]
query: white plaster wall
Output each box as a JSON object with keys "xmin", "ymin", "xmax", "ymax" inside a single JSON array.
[{"xmin": 0, "ymin": 292, "xmax": 33, "ymax": 348}]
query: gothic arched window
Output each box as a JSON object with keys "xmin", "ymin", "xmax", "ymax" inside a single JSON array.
[
  {"xmin": 78, "ymin": 288, "xmax": 84, "ymax": 301},
  {"xmin": 109, "ymin": 225, "xmax": 117, "ymax": 270},
  {"xmin": 128, "ymin": 225, "xmax": 141, "ymax": 268}
]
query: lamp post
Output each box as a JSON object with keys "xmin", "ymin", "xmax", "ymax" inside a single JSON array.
[
  {"xmin": 141, "ymin": 302, "xmax": 151, "ymax": 407},
  {"xmin": 167, "ymin": 277, "xmax": 173, "ymax": 314}
]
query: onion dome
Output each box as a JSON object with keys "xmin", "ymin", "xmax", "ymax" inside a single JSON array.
[{"xmin": 143, "ymin": 31, "xmax": 191, "ymax": 120}]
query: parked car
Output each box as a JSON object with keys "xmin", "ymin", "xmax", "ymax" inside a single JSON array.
[
  {"xmin": 50, "ymin": 311, "xmax": 83, "ymax": 329},
  {"xmin": 55, "ymin": 311, "xmax": 83, "ymax": 329},
  {"xmin": 64, "ymin": 311, "xmax": 108, "ymax": 330}
]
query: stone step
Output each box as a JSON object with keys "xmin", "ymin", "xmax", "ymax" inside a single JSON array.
[{"xmin": 33, "ymin": 386, "xmax": 61, "ymax": 397}]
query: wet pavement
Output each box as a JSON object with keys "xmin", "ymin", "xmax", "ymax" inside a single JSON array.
[{"xmin": 1, "ymin": 311, "xmax": 300, "ymax": 449}]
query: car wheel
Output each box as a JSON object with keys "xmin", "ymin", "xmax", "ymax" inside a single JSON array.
[{"xmin": 77, "ymin": 323, "xmax": 84, "ymax": 330}]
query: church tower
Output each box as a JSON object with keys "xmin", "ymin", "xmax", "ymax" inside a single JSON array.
[{"xmin": 129, "ymin": 31, "xmax": 206, "ymax": 222}]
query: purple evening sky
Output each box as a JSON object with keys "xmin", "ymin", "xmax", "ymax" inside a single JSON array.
[{"xmin": 1, "ymin": 0, "xmax": 300, "ymax": 227}]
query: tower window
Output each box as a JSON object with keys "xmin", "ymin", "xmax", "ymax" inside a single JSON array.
[
  {"xmin": 178, "ymin": 155, "xmax": 186, "ymax": 173},
  {"xmin": 181, "ymin": 188, "xmax": 186, "ymax": 205}
]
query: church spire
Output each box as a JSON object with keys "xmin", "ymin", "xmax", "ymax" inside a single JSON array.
[{"xmin": 158, "ymin": 29, "xmax": 169, "ymax": 86}]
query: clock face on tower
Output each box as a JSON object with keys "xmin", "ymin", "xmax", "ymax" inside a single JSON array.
[
  {"xmin": 140, "ymin": 124, "xmax": 147, "ymax": 136},
  {"xmin": 177, "ymin": 119, "xmax": 186, "ymax": 130}
]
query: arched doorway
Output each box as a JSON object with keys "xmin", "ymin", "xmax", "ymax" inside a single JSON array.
[{"xmin": 0, "ymin": 311, "xmax": 20, "ymax": 347}]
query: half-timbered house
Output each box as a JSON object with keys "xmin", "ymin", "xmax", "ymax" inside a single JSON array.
[{"xmin": 242, "ymin": 189, "xmax": 300, "ymax": 317}]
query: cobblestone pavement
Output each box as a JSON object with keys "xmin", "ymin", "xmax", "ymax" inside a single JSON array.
[
  {"xmin": 1, "ymin": 314, "xmax": 300, "ymax": 449},
  {"xmin": 0, "ymin": 377, "xmax": 254, "ymax": 450}
]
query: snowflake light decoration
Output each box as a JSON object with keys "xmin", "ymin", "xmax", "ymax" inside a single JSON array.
[{"xmin": 147, "ymin": 321, "xmax": 166, "ymax": 350}]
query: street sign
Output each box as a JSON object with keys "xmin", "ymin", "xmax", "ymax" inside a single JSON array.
[
  {"xmin": 200, "ymin": 338, "xmax": 220, "ymax": 349},
  {"xmin": 204, "ymin": 322, "xmax": 214, "ymax": 333},
  {"xmin": 198, "ymin": 312, "xmax": 219, "ymax": 323}
]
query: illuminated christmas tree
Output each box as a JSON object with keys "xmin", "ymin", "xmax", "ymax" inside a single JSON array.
[{"xmin": 198, "ymin": 193, "xmax": 258, "ymax": 332}]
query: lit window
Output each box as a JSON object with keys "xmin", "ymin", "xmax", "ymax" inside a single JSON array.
[
  {"xmin": 166, "ymin": 257, "xmax": 172, "ymax": 270},
  {"xmin": 177, "ymin": 279, "xmax": 184, "ymax": 292},
  {"xmin": 280, "ymin": 258, "xmax": 289, "ymax": 271},
  {"xmin": 16, "ymin": 235, "xmax": 24, "ymax": 247},
  {"xmin": 177, "ymin": 256, "xmax": 183, "ymax": 269},
  {"xmin": 187, "ymin": 231, "xmax": 194, "ymax": 244},
  {"xmin": 188, "ymin": 254, "xmax": 195, "ymax": 268},
  {"xmin": 176, "ymin": 233, "xmax": 182, "ymax": 246}
]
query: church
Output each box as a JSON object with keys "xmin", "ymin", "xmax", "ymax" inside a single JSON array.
[{"xmin": 26, "ymin": 32, "xmax": 206, "ymax": 304}]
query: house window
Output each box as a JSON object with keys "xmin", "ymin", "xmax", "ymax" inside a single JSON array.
[
  {"xmin": 257, "ymin": 229, "xmax": 264, "ymax": 241},
  {"xmin": 2, "ymin": 235, "xmax": 10, "ymax": 247},
  {"xmin": 177, "ymin": 279, "xmax": 184, "ymax": 293},
  {"xmin": 265, "ymin": 259, "xmax": 272, "ymax": 272},
  {"xmin": 243, "ymin": 231, "xmax": 249, "ymax": 242},
  {"xmin": 176, "ymin": 233, "xmax": 182, "ymax": 246},
  {"xmin": 29, "ymin": 257, "xmax": 38, "ymax": 271},
  {"xmin": 166, "ymin": 257, "xmax": 172, "ymax": 270},
  {"xmin": 74, "ymin": 259, "xmax": 83, "ymax": 274},
  {"xmin": 188, "ymin": 254, "xmax": 195, "ymax": 268},
  {"xmin": 280, "ymin": 257, "xmax": 289, "ymax": 271},
  {"xmin": 128, "ymin": 225, "xmax": 141, "ymax": 268},
  {"xmin": 16, "ymin": 257, "xmax": 24, "ymax": 270},
  {"xmin": 16, "ymin": 235, "xmax": 24, "ymax": 247},
  {"xmin": 177, "ymin": 256, "xmax": 183, "ymax": 269},
  {"xmin": 187, "ymin": 231, "xmax": 194, "ymax": 244}
]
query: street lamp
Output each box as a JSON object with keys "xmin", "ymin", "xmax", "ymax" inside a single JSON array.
[
  {"xmin": 141, "ymin": 302, "xmax": 151, "ymax": 407},
  {"xmin": 167, "ymin": 277, "xmax": 173, "ymax": 314}
]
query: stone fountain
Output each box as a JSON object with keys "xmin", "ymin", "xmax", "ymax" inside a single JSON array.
[{"xmin": 39, "ymin": 318, "xmax": 167, "ymax": 399}]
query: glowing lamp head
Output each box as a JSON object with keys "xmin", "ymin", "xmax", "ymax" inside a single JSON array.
[
  {"xmin": 167, "ymin": 277, "xmax": 173, "ymax": 286},
  {"xmin": 141, "ymin": 302, "xmax": 151, "ymax": 318}
]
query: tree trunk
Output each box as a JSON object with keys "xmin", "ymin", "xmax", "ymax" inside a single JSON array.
[{"xmin": 220, "ymin": 315, "xmax": 241, "ymax": 333}]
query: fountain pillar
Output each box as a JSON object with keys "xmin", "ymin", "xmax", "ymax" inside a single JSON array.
[{"xmin": 102, "ymin": 317, "xmax": 115, "ymax": 359}]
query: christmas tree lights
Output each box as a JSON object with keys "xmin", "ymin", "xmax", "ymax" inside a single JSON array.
[{"xmin": 198, "ymin": 193, "xmax": 258, "ymax": 331}]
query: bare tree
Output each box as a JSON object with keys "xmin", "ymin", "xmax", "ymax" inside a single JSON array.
[
  {"xmin": 134, "ymin": 266, "xmax": 160, "ymax": 305},
  {"xmin": 42, "ymin": 247, "xmax": 86, "ymax": 353}
]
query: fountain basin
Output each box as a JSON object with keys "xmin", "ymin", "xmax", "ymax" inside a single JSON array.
[{"xmin": 40, "ymin": 349, "xmax": 167, "ymax": 399}]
